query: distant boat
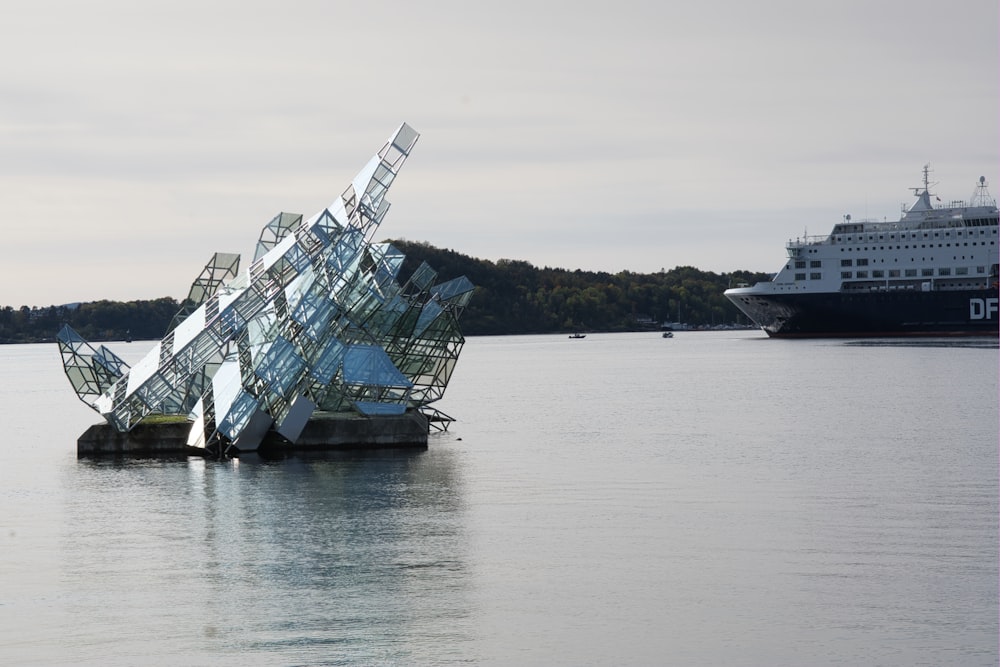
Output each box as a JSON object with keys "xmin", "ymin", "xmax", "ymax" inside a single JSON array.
[
  {"xmin": 569, "ymin": 333, "xmax": 586, "ymax": 339},
  {"xmin": 662, "ymin": 331, "xmax": 673, "ymax": 338}
]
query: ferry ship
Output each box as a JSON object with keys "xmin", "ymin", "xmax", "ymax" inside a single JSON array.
[{"xmin": 725, "ymin": 166, "xmax": 999, "ymax": 337}]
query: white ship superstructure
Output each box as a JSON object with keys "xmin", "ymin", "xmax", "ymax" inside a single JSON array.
[{"xmin": 725, "ymin": 166, "xmax": 999, "ymax": 336}]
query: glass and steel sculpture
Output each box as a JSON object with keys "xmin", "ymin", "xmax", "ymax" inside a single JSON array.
[{"xmin": 57, "ymin": 123, "xmax": 474, "ymax": 453}]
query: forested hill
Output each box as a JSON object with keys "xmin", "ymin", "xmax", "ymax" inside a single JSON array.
[
  {"xmin": 392, "ymin": 241, "xmax": 769, "ymax": 335},
  {"xmin": 0, "ymin": 242, "xmax": 770, "ymax": 343}
]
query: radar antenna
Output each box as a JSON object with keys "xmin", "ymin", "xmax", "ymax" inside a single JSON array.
[{"xmin": 970, "ymin": 175, "xmax": 996, "ymax": 208}]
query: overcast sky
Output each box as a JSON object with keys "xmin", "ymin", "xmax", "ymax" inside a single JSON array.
[{"xmin": 1, "ymin": 0, "xmax": 996, "ymax": 307}]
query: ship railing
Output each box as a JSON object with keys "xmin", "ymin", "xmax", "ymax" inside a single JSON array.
[
  {"xmin": 841, "ymin": 279, "xmax": 992, "ymax": 293},
  {"xmin": 787, "ymin": 234, "xmax": 831, "ymax": 248}
]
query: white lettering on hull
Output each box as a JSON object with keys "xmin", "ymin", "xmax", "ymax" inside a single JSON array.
[{"xmin": 969, "ymin": 297, "xmax": 999, "ymax": 320}]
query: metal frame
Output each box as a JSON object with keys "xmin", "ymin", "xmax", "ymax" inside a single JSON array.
[{"xmin": 57, "ymin": 123, "xmax": 473, "ymax": 452}]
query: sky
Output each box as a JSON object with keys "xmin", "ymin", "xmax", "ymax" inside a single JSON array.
[{"xmin": 1, "ymin": 0, "xmax": 997, "ymax": 307}]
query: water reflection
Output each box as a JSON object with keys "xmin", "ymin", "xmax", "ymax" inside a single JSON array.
[
  {"xmin": 843, "ymin": 337, "xmax": 998, "ymax": 349},
  {"xmin": 62, "ymin": 447, "xmax": 472, "ymax": 665},
  {"xmin": 17, "ymin": 332, "xmax": 995, "ymax": 665}
]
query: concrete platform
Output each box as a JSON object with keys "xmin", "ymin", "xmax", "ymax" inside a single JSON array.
[{"xmin": 77, "ymin": 411, "xmax": 429, "ymax": 458}]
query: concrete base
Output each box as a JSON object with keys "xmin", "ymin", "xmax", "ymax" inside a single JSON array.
[
  {"xmin": 77, "ymin": 411, "xmax": 429, "ymax": 458},
  {"xmin": 77, "ymin": 420, "xmax": 206, "ymax": 458},
  {"xmin": 258, "ymin": 411, "xmax": 429, "ymax": 455}
]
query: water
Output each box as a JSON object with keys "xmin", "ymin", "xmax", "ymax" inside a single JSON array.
[{"xmin": 1, "ymin": 331, "xmax": 996, "ymax": 666}]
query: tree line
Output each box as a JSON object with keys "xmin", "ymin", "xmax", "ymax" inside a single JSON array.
[
  {"xmin": 0, "ymin": 298, "xmax": 179, "ymax": 344},
  {"xmin": 392, "ymin": 241, "xmax": 768, "ymax": 335},
  {"xmin": 0, "ymin": 241, "xmax": 770, "ymax": 343}
]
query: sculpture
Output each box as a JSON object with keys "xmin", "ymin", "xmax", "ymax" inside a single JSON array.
[{"xmin": 57, "ymin": 123, "xmax": 473, "ymax": 455}]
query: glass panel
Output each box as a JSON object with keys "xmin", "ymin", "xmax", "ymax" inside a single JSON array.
[
  {"xmin": 410, "ymin": 262, "xmax": 437, "ymax": 291},
  {"xmin": 218, "ymin": 391, "xmax": 260, "ymax": 439},
  {"xmin": 432, "ymin": 276, "xmax": 475, "ymax": 307},
  {"xmin": 414, "ymin": 300, "xmax": 443, "ymax": 337},
  {"xmin": 310, "ymin": 338, "xmax": 345, "ymax": 384},
  {"xmin": 394, "ymin": 123, "xmax": 419, "ymax": 154},
  {"xmin": 254, "ymin": 336, "xmax": 305, "ymax": 395},
  {"xmin": 342, "ymin": 344, "xmax": 412, "ymax": 388}
]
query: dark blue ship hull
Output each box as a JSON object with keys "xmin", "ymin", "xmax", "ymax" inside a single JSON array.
[{"xmin": 727, "ymin": 288, "xmax": 999, "ymax": 337}]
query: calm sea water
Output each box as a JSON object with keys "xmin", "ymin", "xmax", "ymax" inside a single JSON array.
[{"xmin": 1, "ymin": 331, "xmax": 996, "ymax": 666}]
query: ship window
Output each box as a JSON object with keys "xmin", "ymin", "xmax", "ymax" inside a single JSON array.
[
  {"xmin": 841, "ymin": 259, "xmax": 852, "ymax": 266},
  {"xmin": 810, "ymin": 272, "xmax": 821, "ymax": 280},
  {"xmin": 956, "ymin": 267, "xmax": 969, "ymax": 275},
  {"xmin": 841, "ymin": 271, "xmax": 852, "ymax": 279},
  {"xmin": 905, "ymin": 269, "xmax": 917, "ymax": 277},
  {"xmin": 810, "ymin": 260, "xmax": 821, "ymax": 268},
  {"xmin": 938, "ymin": 268, "xmax": 951, "ymax": 276},
  {"xmin": 921, "ymin": 268, "xmax": 934, "ymax": 276},
  {"xmin": 795, "ymin": 273, "xmax": 806, "ymax": 281},
  {"xmin": 857, "ymin": 258, "xmax": 869, "ymax": 266},
  {"xmin": 795, "ymin": 260, "xmax": 806, "ymax": 269},
  {"xmin": 856, "ymin": 271, "xmax": 868, "ymax": 278},
  {"xmin": 889, "ymin": 269, "xmax": 900, "ymax": 277},
  {"xmin": 977, "ymin": 266, "xmax": 986, "ymax": 273},
  {"xmin": 872, "ymin": 270, "xmax": 884, "ymax": 278}
]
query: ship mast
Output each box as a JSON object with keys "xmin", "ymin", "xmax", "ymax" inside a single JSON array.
[
  {"xmin": 970, "ymin": 176, "xmax": 996, "ymax": 208},
  {"xmin": 906, "ymin": 164, "xmax": 937, "ymax": 215},
  {"xmin": 912, "ymin": 163, "xmax": 937, "ymax": 199}
]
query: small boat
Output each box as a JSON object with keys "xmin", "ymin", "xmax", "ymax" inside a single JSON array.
[
  {"xmin": 662, "ymin": 331, "xmax": 673, "ymax": 338},
  {"xmin": 569, "ymin": 333, "xmax": 586, "ymax": 339}
]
